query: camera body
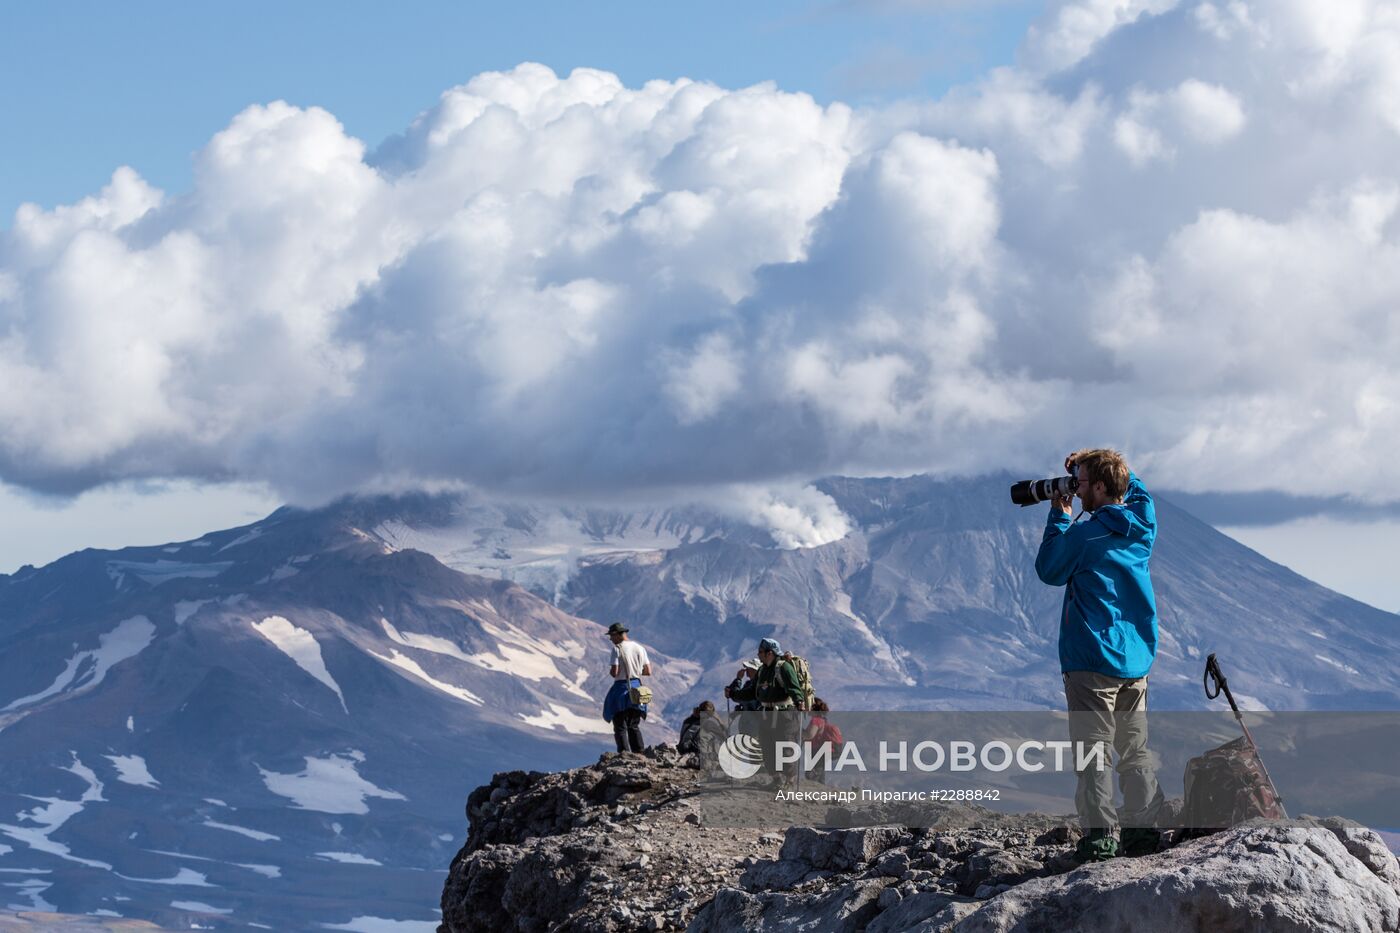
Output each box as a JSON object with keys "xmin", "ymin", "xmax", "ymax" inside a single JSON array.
[{"xmin": 1009, "ymin": 474, "xmax": 1079, "ymax": 507}]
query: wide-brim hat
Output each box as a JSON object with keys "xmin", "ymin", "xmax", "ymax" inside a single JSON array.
[
  {"xmin": 741, "ymin": 657, "xmax": 762, "ymax": 671},
  {"xmin": 606, "ymin": 622, "xmax": 630, "ymax": 636}
]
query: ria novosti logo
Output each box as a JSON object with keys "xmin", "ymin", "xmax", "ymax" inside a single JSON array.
[
  {"xmin": 720, "ymin": 733, "xmax": 1110, "ymax": 778},
  {"xmin": 718, "ymin": 733, "xmax": 764, "ymax": 779}
]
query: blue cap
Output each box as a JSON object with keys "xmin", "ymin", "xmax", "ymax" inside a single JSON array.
[{"xmin": 758, "ymin": 637, "xmax": 782, "ymax": 655}]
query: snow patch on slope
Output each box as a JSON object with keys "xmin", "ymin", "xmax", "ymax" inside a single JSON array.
[
  {"xmin": 147, "ymin": 848, "xmax": 283, "ymax": 880},
  {"xmin": 467, "ymin": 619, "xmax": 590, "ymax": 696},
  {"xmin": 258, "ymin": 751, "xmax": 405, "ymax": 815},
  {"xmin": 519, "ymin": 703, "xmax": 613, "ymax": 735},
  {"xmin": 323, "ymin": 918, "xmax": 439, "ymax": 933},
  {"xmin": 117, "ymin": 868, "xmax": 213, "ymax": 887},
  {"xmin": 0, "ymin": 755, "xmax": 112, "ymax": 869},
  {"xmin": 3, "ymin": 616, "xmax": 155, "ymax": 712},
  {"xmin": 1315, "ymin": 654, "xmax": 1362, "ymax": 676},
  {"xmin": 260, "ymin": 558, "xmax": 303, "ymax": 582},
  {"xmin": 174, "ymin": 599, "xmax": 213, "ymax": 625},
  {"xmin": 316, "ymin": 851, "xmax": 382, "ymax": 866},
  {"xmin": 202, "ymin": 820, "xmax": 279, "ymax": 842},
  {"xmin": 106, "ymin": 560, "xmax": 232, "ymax": 585},
  {"xmin": 171, "ymin": 899, "xmax": 233, "ymax": 914},
  {"xmin": 832, "ymin": 591, "xmax": 907, "ymax": 679},
  {"xmin": 379, "ymin": 619, "xmax": 474, "ymax": 664},
  {"xmin": 106, "ymin": 755, "xmax": 159, "ymax": 788},
  {"xmin": 4, "ymin": 879, "xmax": 55, "ymax": 912},
  {"xmin": 252, "ymin": 616, "xmax": 347, "ymax": 713},
  {"xmin": 217, "ymin": 527, "xmax": 264, "ymax": 552},
  {"xmin": 379, "ymin": 617, "xmax": 588, "ymax": 699},
  {"xmin": 367, "ymin": 649, "xmax": 483, "ymax": 706}
]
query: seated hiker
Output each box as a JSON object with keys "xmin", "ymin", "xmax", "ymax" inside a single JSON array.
[
  {"xmin": 679, "ymin": 701, "xmax": 713, "ymax": 752},
  {"xmin": 678, "ymin": 701, "xmax": 726, "ymax": 763},
  {"xmin": 602, "ymin": 622, "xmax": 652, "ymax": 753},
  {"xmin": 802, "ymin": 698, "xmax": 841, "ymax": 784}
]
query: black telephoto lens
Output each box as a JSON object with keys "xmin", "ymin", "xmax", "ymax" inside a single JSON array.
[
  {"xmin": 1009, "ymin": 480, "xmax": 1039, "ymax": 507},
  {"xmin": 1009, "ymin": 475, "xmax": 1078, "ymax": 507}
]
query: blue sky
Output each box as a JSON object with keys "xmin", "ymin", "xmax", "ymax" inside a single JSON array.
[
  {"xmin": 1, "ymin": 1, "xmax": 1039, "ymax": 222},
  {"xmin": 3, "ymin": 0, "xmax": 1400, "ymax": 615}
]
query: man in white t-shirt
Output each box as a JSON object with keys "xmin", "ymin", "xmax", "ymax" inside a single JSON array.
[{"xmin": 605, "ymin": 622, "xmax": 652, "ymax": 753}]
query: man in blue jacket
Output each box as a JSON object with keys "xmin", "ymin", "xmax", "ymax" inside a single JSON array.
[{"xmin": 1036, "ymin": 448, "xmax": 1164, "ymax": 862}]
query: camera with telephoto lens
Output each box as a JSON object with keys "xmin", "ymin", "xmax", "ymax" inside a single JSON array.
[{"xmin": 1009, "ymin": 473, "xmax": 1079, "ymax": 507}]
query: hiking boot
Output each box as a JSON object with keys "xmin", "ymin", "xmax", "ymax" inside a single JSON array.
[
  {"xmin": 1120, "ymin": 827, "xmax": 1162, "ymax": 857},
  {"xmin": 1074, "ymin": 828, "xmax": 1118, "ymax": 863}
]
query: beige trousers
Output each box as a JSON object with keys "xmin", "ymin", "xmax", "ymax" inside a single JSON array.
[{"xmin": 1063, "ymin": 671, "xmax": 1164, "ymax": 831}]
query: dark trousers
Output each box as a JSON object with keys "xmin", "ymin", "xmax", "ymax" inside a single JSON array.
[
  {"xmin": 614, "ymin": 709, "xmax": 644, "ymax": 753},
  {"xmin": 734, "ymin": 709, "xmax": 799, "ymax": 781}
]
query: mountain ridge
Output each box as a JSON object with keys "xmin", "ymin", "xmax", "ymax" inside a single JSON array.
[{"xmin": 0, "ymin": 472, "xmax": 1397, "ymax": 926}]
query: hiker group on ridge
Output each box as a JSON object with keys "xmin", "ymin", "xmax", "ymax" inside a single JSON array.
[
  {"xmin": 601, "ymin": 624, "xmax": 834, "ymax": 786},
  {"xmin": 595, "ymin": 448, "xmax": 1285, "ymax": 864}
]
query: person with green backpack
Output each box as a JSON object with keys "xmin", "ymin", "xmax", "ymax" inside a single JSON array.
[
  {"xmin": 725, "ymin": 638, "xmax": 806, "ymax": 786},
  {"xmin": 725, "ymin": 638, "xmax": 805, "ymax": 711}
]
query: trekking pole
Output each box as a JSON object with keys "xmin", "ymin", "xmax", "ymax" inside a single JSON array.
[
  {"xmin": 1204, "ymin": 653, "xmax": 1288, "ymax": 818},
  {"xmin": 795, "ymin": 709, "xmax": 804, "ymax": 792}
]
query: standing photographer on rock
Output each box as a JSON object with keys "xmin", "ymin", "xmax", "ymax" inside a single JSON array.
[{"xmin": 1035, "ymin": 448, "xmax": 1164, "ymax": 861}]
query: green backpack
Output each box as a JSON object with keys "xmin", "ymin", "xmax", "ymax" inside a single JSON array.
[{"xmin": 781, "ymin": 653, "xmax": 815, "ymax": 711}]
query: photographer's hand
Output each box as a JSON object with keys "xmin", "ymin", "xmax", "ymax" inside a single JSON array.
[{"xmin": 1057, "ymin": 453, "xmax": 1079, "ymax": 515}]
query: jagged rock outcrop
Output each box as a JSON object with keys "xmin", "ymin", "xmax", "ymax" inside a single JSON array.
[
  {"xmin": 441, "ymin": 746, "xmax": 775, "ymax": 932},
  {"xmin": 439, "ymin": 749, "xmax": 1400, "ymax": 933}
]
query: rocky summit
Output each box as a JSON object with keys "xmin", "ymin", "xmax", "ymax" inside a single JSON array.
[{"xmin": 439, "ymin": 746, "xmax": 1400, "ymax": 933}]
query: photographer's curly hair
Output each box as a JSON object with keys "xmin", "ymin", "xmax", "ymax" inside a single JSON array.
[{"xmin": 1070, "ymin": 448, "xmax": 1130, "ymax": 501}]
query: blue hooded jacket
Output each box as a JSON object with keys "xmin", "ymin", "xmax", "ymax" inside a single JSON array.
[{"xmin": 1035, "ymin": 472, "xmax": 1158, "ymax": 679}]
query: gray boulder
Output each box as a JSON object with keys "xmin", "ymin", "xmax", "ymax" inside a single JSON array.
[
  {"xmin": 866, "ymin": 892, "xmax": 979, "ymax": 933},
  {"xmin": 957, "ymin": 822, "xmax": 1400, "ymax": 933},
  {"xmin": 778, "ymin": 826, "xmax": 911, "ymax": 872},
  {"xmin": 686, "ymin": 878, "xmax": 891, "ymax": 932}
]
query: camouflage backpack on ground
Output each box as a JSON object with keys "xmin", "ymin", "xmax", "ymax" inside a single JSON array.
[
  {"xmin": 780, "ymin": 653, "xmax": 815, "ymax": 711},
  {"xmin": 1181, "ymin": 735, "xmax": 1286, "ymax": 832}
]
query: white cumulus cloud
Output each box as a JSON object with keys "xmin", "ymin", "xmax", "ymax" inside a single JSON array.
[
  {"xmin": 1021, "ymin": 0, "xmax": 1182, "ymax": 74},
  {"xmin": 5, "ymin": 2, "xmax": 1400, "ymax": 507},
  {"xmin": 1114, "ymin": 78, "xmax": 1245, "ymax": 164}
]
